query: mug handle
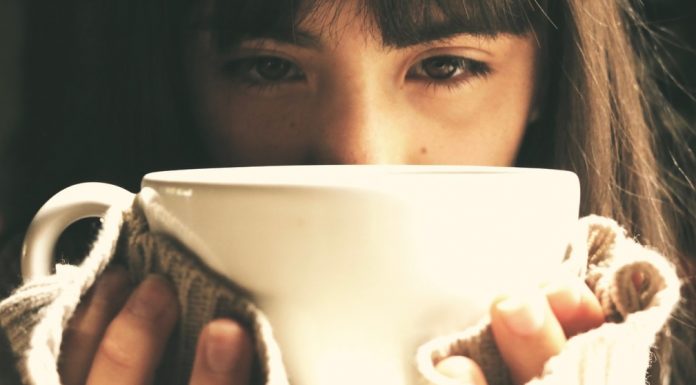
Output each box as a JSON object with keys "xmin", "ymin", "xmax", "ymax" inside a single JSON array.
[{"xmin": 21, "ymin": 182, "xmax": 135, "ymax": 282}]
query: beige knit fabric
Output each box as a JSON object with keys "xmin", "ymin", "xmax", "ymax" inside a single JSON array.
[
  {"xmin": 416, "ymin": 215, "xmax": 681, "ymax": 385},
  {"xmin": 116, "ymin": 202, "xmax": 289, "ymax": 385},
  {"xmin": 0, "ymin": 204, "xmax": 128, "ymax": 385},
  {"xmin": 0, "ymin": 197, "xmax": 682, "ymax": 385},
  {"xmin": 0, "ymin": 199, "xmax": 289, "ymax": 385}
]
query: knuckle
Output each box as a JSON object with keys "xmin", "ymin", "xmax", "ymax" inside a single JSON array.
[
  {"xmin": 125, "ymin": 276, "xmax": 179, "ymax": 323},
  {"xmin": 98, "ymin": 333, "xmax": 138, "ymax": 370}
]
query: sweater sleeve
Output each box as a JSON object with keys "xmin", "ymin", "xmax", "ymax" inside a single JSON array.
[
  {"xmin": 416, "ymin": 215, "xmax": 682, "ymax": 385},
  {"xmin": 0, "ymin": 205, "xmax": 682, "ymax": 385},
  {"xmin": 0, "ymin": 198, "xmax": 290, "ymax": 385}
]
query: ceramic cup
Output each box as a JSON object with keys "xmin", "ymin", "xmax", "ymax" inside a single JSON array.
[{"xmin": 22, "ymin": 165, "xmax": 580, "ymax": 385}]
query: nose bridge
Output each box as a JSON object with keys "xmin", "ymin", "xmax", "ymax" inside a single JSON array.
[{"xmin": 314, "ymin": 72, "xmax": 396, "ymax": 164}]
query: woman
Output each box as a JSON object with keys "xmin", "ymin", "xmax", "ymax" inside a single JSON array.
[{"xmin": 1, "ymin": 0, "xmax": 694, "ymax": 384}]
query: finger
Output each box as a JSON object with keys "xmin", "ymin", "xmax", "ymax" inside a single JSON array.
[
  {"xmin": 434, "ymin": 356, "xmax": 488, "ymax": 385},
  {"xmin": 60, "ymin": 266, "xmax": 132, "ymax": 385},
  {"xmin": 189, "ymin": 319, "xmax": 254, "ymax": 385},
  {"xmin": 490, "ymin": 289, "xmax": 566, "ymax": 385},
  {"xmin": 544, "ymin": 279, "xmax": 605, "ymax": 338},
  {"xmin": 86, "ymin": 275, "xmax": 179, "ymax": 385}
]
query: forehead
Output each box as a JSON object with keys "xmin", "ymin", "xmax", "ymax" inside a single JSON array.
[{"xmin": 196, "ymin": 0, "xmax": 546, "ymax": 49}]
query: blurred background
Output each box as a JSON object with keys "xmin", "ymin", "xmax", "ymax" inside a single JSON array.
[
  {"xmin": 0, "ymin": 0, "xmax": 694, "ymax": 240},
  {"xmin": 644, "ymin": 0, "xmax": 696, "ymax": 124}
]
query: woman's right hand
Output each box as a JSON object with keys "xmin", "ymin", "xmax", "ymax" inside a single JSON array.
[{"xmin": 59, "ymin": 267, "xmax": 254, "ymax": 385}]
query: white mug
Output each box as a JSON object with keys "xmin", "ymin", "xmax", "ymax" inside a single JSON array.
[{"xmin": 22, "ymin": 165, "xmax": 580, "ymax": 385}]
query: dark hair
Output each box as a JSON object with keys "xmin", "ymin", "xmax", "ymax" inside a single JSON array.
[
  {"xmin": 2, "ymin": 0, "xmax": 694, "ymax": 383},
  {"xmin": 193, "ymin": 0, "xmax": 696, "ymax": 266}
]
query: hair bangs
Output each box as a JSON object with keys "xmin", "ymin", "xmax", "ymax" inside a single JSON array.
[
  {"xmin": 196, "ymin": 0, "xmax": 548, "ymax": 51},
  {"xmin": 194, "ymin": 0, "xmax": 301, "ymax": 51},
  {"xmin": 370, "ymin": 0, "xmax": 548, "ymax": 47}
]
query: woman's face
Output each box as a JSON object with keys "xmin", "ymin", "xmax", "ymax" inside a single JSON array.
[{"xmin": 189, "ymin": 3, "xmax": 539, "ymax": 166}]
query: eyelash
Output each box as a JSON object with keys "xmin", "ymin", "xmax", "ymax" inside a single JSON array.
[
  {"xmin": 222, "ymin": 55, "xmax": 491, "ymax": 92},
  {"xmin": 221, "ymin": 56, "xmax": 306, "ymax": 92},
  {"xmin": 407, "ymin": 56, "xmax": 492, "ymax": 91}
]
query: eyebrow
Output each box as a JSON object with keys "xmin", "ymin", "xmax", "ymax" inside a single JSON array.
[{"xmin": 246, "ymin": 29, "xmax": 323, "ymax": 50}]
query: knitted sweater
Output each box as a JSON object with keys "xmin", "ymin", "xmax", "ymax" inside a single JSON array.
[{"xmin": 0, "ymin": 195, "xmax": 682, "ymax": 385}]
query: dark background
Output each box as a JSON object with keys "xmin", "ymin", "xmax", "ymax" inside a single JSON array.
[
  {"xmin": 644, "ymin": 0, "xmax": 696, "ymax": 124},
  {"xmin": 0, "ymin": 0, "xmax": 694, "ymax": 244}
]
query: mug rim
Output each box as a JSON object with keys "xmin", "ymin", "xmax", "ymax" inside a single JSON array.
[{"xmin": 142, "ymin": 165, "xmax": 576, "ymax": 189}]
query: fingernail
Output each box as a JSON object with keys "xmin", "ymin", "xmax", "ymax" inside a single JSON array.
[
  {"xmin": 544, "ymin": 279, "xmax": 582, "ymax": 317},
  {"xmin": 435, "ymin": 356, "xmax": 483, "ymax": 384},
  {"xmin": 205, "ymin": 321, "xmax": 246, "ymax": 374},
  {"xmin": 126, "ymin": 275, "xmax": 176, "ymax": 319},
  {"xmin": 496, "ymin": 291, "xmax": 546, "ymax": 336}
]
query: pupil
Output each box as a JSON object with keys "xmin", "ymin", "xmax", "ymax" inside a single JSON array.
[
  {"xmin": 256, "ymin": 58, "xmax": 290, "ymax": 80},
  {"xmin": 424, "ymin": 57, "xmax": 458, "ymax": 79}
]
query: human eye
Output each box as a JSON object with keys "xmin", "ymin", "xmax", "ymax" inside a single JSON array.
[
  {"xmin": 222, "ymin": 55, "xmax": 306, "ymax": 90},
  {"xmin": 406, "ymin": 55, "xmax": 491, "ymax": 90}
]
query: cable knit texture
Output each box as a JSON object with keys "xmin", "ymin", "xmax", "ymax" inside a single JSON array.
[
  {"xmin": 416, "ymin": 215, "xmax": 681, "ymax": 385},
  {"xmin": 0, "ymin": 196, "xmax": 682, "ymax": 385}
]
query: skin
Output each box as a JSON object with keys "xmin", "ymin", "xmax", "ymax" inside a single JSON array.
[
  {"xmin": 189, "ymin": 4, "xmax": 537, "ymax": 166},
  {"xmin": 59, "ymin": 3, "xmax": 606, "ymax": 385}
]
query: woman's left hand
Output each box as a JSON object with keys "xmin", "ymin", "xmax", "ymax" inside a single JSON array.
[{"xmin": 435, "ymin": 278, "xmax": 606, "ymax": 385}]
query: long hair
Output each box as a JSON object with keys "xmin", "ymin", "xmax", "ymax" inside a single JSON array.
[
  {"xmin": 180, "ymin": 0, "xmax": 696, "ymax": 269},
  {"xmin": 539, "ymin": 2, "xmax": 696, "ymax": 382},
  {"xmin": 2, "ymin": 0, "xmax": 694, "ymax": 383}
]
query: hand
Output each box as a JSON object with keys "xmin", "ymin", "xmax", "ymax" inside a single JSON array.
[
  {"xmin": 59, "ymin": 267, "xmax": 254, "ymax": 385},
  {"xmin": 435, "ymin": 279, "xmax": 605, "ymax": 385}
]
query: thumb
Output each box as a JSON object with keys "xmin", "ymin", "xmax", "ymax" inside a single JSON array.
[
  {"xmin": 490, "ymin": 288, "xmax": 566, "ymax": 385},
  {"xmin": 435, "ymin": 356, "xmax": 489, "ymax": 385}
]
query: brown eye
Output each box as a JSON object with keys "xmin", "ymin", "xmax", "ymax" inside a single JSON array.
[
  {"xmin": 406, "ymin": 55, "xmax": 492, "ymax": 89},
  {"xmin": 254, "ymin": 57, "xmax": 293, "ymax": 80},
  {"xmin": 421, "ymin": 56, "xmax": 461, "ymax": 79},
  {"xmin": 223, "ymin": 56, "xmax": 305, "ymax": 85}
]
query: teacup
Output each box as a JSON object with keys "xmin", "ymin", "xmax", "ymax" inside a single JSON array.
[{"xmin": 22, "ymin": 165, "xmax": 580, "ymax": 385}]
